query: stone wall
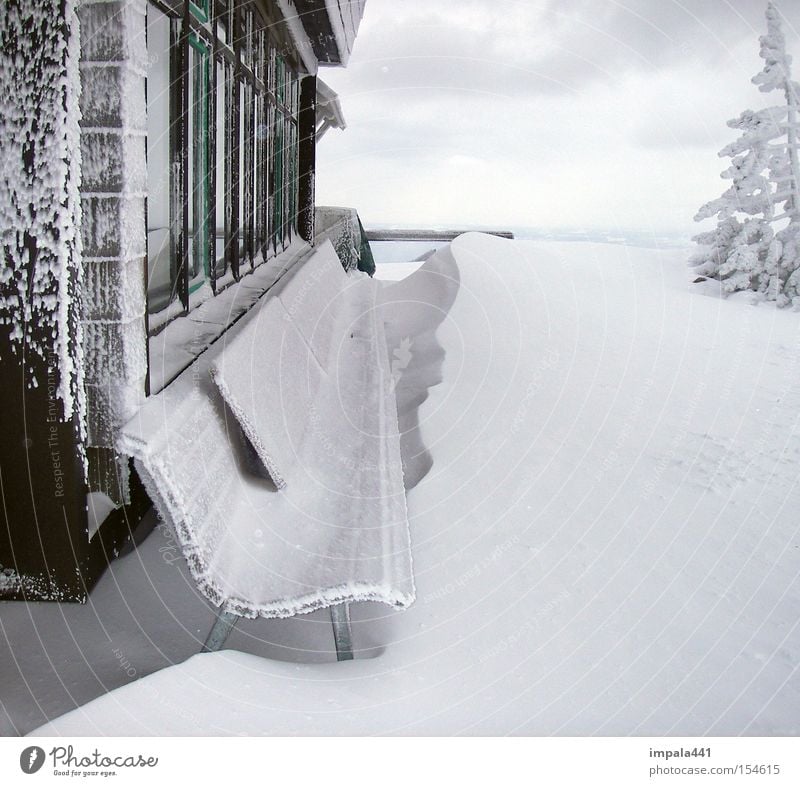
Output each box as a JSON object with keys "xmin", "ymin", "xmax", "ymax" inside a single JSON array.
[{"xmin": 78, "ymin": 0, "xmax": 148, "ymax": 505}]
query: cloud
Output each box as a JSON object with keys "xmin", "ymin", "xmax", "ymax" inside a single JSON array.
[
  {"xmin": 342, "ymin": 0, "xmax": 799, "ymax": 98},
  {"xmin": 316, "ymin": 0, "xmax": 800, "ymax": 233}
]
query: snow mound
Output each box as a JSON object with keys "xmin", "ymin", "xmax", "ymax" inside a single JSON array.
[
  {"xmin": 34, "ymin": 234, "xmax": 800, "ymax": 736},
  {"xmin": 118, "ymin": 241, "xmax": 413, "ymax": 619}
]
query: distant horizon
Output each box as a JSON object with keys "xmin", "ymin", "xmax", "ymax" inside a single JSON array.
[
  {"xmin": 316, "ymin": 1, "xmax": 800, "ymax": 243},
  {"xmin": 362, "ymin": 222, "xmax": 693, "ymax": 249}
]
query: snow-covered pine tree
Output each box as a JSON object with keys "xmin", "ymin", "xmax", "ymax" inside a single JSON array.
[{"xmin": 690, "ymin": 2, "xmax": 800, "ymax": 305}]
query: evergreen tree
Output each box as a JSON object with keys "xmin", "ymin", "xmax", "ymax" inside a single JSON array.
[{"xmin": 690, "ymin": 2, "xmax": 800, "ymax": 305}]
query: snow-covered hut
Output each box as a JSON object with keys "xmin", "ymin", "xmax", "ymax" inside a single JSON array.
[{"xmin": 0, "ymin": 0, "xmax": 368, "ymax": 602}]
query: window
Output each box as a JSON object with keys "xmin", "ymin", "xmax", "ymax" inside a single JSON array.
[
  {"xmin": 145, "ymin": 0, "xmax": 302, "ymax": 327},
  {"xmin": 215, "ymin": 57, "xmax": 232, "ymax": 277},
  {"xmin": 145, "ymin": 4, "xmax": 174, "ymax": 314}
]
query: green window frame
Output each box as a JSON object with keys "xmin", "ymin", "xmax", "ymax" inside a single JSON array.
[
  {"xmin": 145, "ymin": 0, "xmax": 303, "ymax": 333},
  {"xmin": 189, "ymin": 0, "xmax": 209, "ymax": 23}
]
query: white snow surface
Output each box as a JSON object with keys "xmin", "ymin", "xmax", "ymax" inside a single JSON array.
[
  {"xmin": 31, "ymin": 234, "xmax": 800, "ymax": 735},
  {"xmin": 147, "ymin": 238, "xmax": 309, "ymax": 394},
  {"xmin": 86, "ymin": 491, "xmax": 118, "ymax": 541},
  {"xmin": 119, "ymin": 241, "xmax": 413, "ymax": 619}
]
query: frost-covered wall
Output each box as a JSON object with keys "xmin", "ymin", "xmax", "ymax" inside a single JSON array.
[
  {"xmin": 0, "ymin": 0, "xmax": 84, "ymax": 427},
  {"xmin": 78, "ymin": 0, "xmax": 148, "ymax": 505}
]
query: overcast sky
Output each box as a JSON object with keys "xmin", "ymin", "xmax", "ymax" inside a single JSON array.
[{"xmin": 314, "ymin": 0, "xmax": 800, "ymax": 238}]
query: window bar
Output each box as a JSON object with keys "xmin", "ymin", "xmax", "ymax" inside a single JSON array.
[
  {"xmin": 260, "ymin": 90, "xmax": 269, "ymax": 261},
  {"xmin": 267, "ymin": 48, "xmax": 275, "ymax": 256},
  {"xmin": 291, "ymin": 119, "xmax": 297, "ymax": 239},
  {"xmin": 286, "ymin": 114, "xmax": 291, "ymax": 246},
  {"xmin": 252, "ymin": 84, "xmax": 260, "ymax": 263},
  {"xmin": 224, "ymin": 61, "xmax": 232, "ymax": 276},
  {"xmin": 176, "ymin": 3, "xmax": 190, "ymax": 310},
  {"xmin": 271, "ymin": 54, "xmax": 279, "ymax": 254},
  {"xmin": 257, "ymin": 31, "xmax": 267, "ymax": 261},
  {"xmin": 275, "ymin": 113, "xmax": 283, "ymax": 253},
  {"xmin": 244, "ymin": 81, "xmax": 254, "ymax": 267},
  {"xmin": 208, "ymin": 0, "xmax": 218, "ymax": 291},
  {"xmin": 248, "ymin": 84, "xmax": 255, "ymax": 266},
  {"xmin": 255, "ymin": 89, "xmax": 262, "ymax": 261},
  {"xmin": 241, "ymin": 11, "xmax": 253, "ymax": 268},
  {"xmin": 187, "ymin": 34, "xmax": 211, "ymax": 296},
  {"xmin": 253, "ymin": 87, "xmax": 260, "ymax": 262},
  {"xmin": 285, "ymin": 78, "xmax": 292, "ymax": 244},
  {"xmin": 229, "ymin": 1, "xmax": 241, "ymax": 279},
  {"xmin": 295, "ymin": 80, "xmax": 299, "ymax": 233},
  {"xmin": 279, "ymin": 59, "xmax": 286, "ymax": 252},
  {"xmin": 283, "ymin": 111, "xmax": 289, "ymax": 247}
]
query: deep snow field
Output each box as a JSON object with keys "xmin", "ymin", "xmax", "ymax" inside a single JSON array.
[{"xmin": 3, "ymin": 234, "xmax": 799, "ymax": 736}]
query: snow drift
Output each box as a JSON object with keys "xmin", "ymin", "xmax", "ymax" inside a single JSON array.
[
  {"xmin": 34, "ymin": 233, "xmax": 800, "ymax": 735},
  {"xmin": 118, "ymin": 241, "xmax": 414, "ymax": 619}
]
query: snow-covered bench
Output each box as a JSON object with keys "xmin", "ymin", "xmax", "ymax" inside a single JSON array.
[{"xmin": 119, "ymin": 241, "xmax": 414, "ymax": 659}]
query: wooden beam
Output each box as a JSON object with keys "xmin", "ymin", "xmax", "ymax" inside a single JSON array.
[{"xmin": 297, "ymin": 74, "xmax": 316, "ymax": 243}]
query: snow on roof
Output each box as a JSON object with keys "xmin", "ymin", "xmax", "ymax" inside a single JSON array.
[
  {"xmin": 293, "ymin": 0, "xmax": 365, "ymax": 67},
  {"xmin": 316, "ymin": 78, "xmax": 346, "ymax": 134},
  {"xmin": 274, "ymin": 0, "xmax": 319, "ymax": 75},
  {"xmin": 321, "ymin": 0, "xmax": 362, "ymax": 66}
]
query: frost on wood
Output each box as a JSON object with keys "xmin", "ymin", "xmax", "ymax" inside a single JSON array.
[
  {"xmin": 315, "ymin": 206, "xmax": 369, "ymax": 273},
  {"xmin": 690, "ymin": 1, "xmax": 800, "ymax": 306},
  {"xmin": 0, "ymin": 567, "xmax": 21, "ymax": 593},
  {"xmin": 323, "ymin": 0, "xmax": 364, "ymax": 66},
  {"xmin": 0, "ymin": 0, "xmax": 85, "ymax": 421},
  {"xmin": 0, "ymin": 564, "xmax": 81, "ymax": 600}
]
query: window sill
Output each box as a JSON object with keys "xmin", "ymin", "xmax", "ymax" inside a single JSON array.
[{"xmin": 147, "ymin": 237, "xmax": 311, "ymax": 395}]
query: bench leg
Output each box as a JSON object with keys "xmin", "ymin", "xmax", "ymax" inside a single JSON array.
[
  {"xmin": 330, "ymin": 603, "xmax": 354, "ymax": 661},
  {"xmin": 202, "ymin": 610, "xmax": 239, "ymax": 653}
]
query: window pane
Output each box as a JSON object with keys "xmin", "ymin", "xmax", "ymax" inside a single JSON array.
[
  {"xmin": 216, "ymin": 15, "xmax": 228, "ymax": 45},
  {"xmin": 146, "ymin": 4, "xmax": 173, "ymax": 315},
  {"xmin": 242, "ymin": 9, "xmax": 253, "ymax": 69},
  {"xmin": 238, "ymin": 81, "xmax": 247, "ymax": 263},
  {"xmin": 272, "ymin": 106, "xmax": 283, "ymax": 249},
  {"xmin": 255, "ymin": 28, "xmax": 264, "ymax": 84},
  {"xmin": 267, "ymin": 98, "xmax": 274, "ymax": 251},
  {"xmin": 259, "ymin": 93, "xmax": 269, "ymax": 255}
]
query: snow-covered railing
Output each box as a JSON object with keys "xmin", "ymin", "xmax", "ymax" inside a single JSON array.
[{"xmin": 315, "ymin": 205, "xmax": 375, "ymax": 275}]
